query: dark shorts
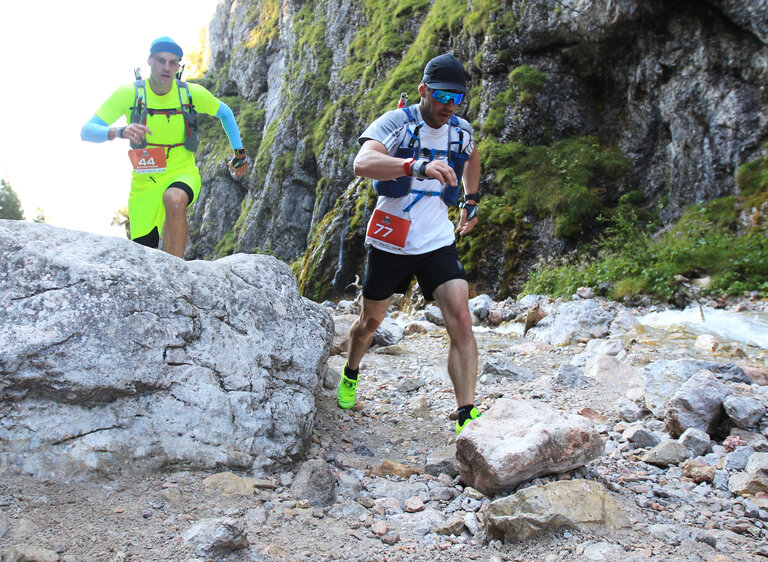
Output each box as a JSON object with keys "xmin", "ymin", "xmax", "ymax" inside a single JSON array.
[{"xmin": 362, "ymin": 243, "xmax": 467, "ymax": 302}]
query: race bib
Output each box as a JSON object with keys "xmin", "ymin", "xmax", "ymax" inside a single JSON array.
[
  {"xmin": 128, "ymin": 147, "xmax": 167, "ymax": 174},
  {"xmin": 366, "ymin": 209, "xmax": 411, "ymax": 249}
]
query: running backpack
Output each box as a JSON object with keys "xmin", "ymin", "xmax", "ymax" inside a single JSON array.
[
  {"xmin": 129, "ymin": 79, "xmax": 199, "ymax": 152},
  {"xmin": 373, "ymin": 105, "xmax": 469, "ymax": 208}
]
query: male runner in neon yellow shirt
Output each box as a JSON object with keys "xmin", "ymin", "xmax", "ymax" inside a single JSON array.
[{"xmin": 81, "ymin": 36, "xmax": 249, "ymax": 258}]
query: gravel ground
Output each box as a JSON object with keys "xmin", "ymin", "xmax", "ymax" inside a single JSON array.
[{"xmin": 1, "ymin": 303, "xmax": 767, "ymax": 561}]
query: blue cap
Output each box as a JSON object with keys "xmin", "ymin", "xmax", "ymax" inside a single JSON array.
[{"xmin": 150, "ymin": 36, "xmax": 183, "ymax": 59}]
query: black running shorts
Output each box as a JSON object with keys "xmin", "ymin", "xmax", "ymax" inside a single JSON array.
[{"xmin": 362, "ymin": 243, "xmax": 467, "ymax": 302}]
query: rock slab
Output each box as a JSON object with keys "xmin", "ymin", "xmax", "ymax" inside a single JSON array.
[
  {"xmin": 455, "ymin": 399, "xmax": 604, "ymax": 495},
  {"xmin": 484, "ymin": 479, "xmax": 629, "ymax": 542},
  {"xmin": 0, "ymin": 221, "xmax": 333, "ymax": 480}
]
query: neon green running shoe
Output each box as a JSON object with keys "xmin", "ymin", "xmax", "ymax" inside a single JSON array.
[
  {"xmin": 456, "ymin": 407, "xmax": 481, "ymax": 435},
  {"xmin": 337, "ymin": 365, "xmax": 358, "ymax": 410}
]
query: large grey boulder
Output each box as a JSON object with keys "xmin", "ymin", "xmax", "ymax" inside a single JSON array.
[
  {"xmin": 455, "ymin": 399, "xmax": 604, "ymax": 495},
  {"xmin": 290, "ymin": 459, "xmax": 336, "ymax": 507},
  {"xmin": 642, "ymin": 360, "xmax": 743, "ymax": 419},
  {"xmin": 526, "ymin": 299, "xmax": 614, "ymax": 346},
  {"xmin": 0, "ymin": 221, "xmax": 333, "ymax": 480},
  {"xmin": 664, "ymin": 370, "xmax": 729, "ymax": 438},
  {"xmin": 182, "ymin": 517, "xmax": 249, "ymax": 557}
]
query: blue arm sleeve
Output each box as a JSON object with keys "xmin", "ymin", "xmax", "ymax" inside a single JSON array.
[
  {"xmin": 81, "ymin": 115, "xmax": 111, "ymax": 143},
  {"xmin": 216, "ymin": 102, "xmax": 243, "ymax": 150}
]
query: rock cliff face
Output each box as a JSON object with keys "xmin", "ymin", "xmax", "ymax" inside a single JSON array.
[{"xmin": 186, "ymin": 0, "xmax": 767, "ymax": 300}]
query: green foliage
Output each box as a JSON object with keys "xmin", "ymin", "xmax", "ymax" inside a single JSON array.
[
  {"xmin": 0, "ymin": 178, "xmax": 24, "ymax": 220},
  {"xmin": 523, "ymin": 195, "xmax": 768, "ymax": 301}
]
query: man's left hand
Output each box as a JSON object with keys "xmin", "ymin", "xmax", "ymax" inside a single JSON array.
[
  {"xmin": 229, "ymin": 151, "xmax": 250, "ymax": 178},
  {"xmin": 458, "ymin": 203, "xmax": 478, "ymax": 236}
]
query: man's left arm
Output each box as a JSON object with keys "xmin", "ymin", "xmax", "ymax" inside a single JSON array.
[
  {"xmin": 458, "ymin": 146, "xmax": 480, "ymax": 236},
  {"xmin": 193, "ymin": 84, "xmax": 250, "ymax": 178},
  {"xmin": 215, "ymin": 101, "xmax": 249, "ymax": 178}
]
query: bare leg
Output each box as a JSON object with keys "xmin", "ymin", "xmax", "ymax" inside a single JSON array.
[
  {"xmin": 162, "ymin": 187, "xmax": 189, "ymax": 259},
  {"xmin": 433, "ymin": 278, "xmax": 477, "ymax": 407},
  {"xmin": 347, "ymin": 297, "xmax": 390, "ymax": 370}
]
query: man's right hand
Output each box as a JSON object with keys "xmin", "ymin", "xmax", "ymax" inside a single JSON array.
[
  {"xmin": 118, "ymin": 123, "xmax": 152, "ymax": 143},
  {"xmin": 118, "ymin": 124, "xmax": 152, "ymax": 144},
  {"xmin": 421, "ymin": 159, "xmax": 458, "ymax": 186}
]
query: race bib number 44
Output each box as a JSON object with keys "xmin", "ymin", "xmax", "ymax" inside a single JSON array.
[
  {"xmin": 366, "ymin": 209, "xmax": 410, "ymax": 249},
  {"xmin": 128, "ymin": 147, "xmax": 167, "ymax": 174}
]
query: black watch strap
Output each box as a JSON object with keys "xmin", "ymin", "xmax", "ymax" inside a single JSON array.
[{"xmin": 464, "ymin": 193, "xmax": 480, "ymax": 203}]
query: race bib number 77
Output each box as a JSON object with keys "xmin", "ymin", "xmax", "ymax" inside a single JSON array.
[{"xmin": 366, "ymin": 209, "xmax": 410, "ymax": 249}]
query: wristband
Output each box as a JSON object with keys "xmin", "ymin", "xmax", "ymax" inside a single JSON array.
[
  {"xmin": 460, "ymin": 202, "xmax": 478, "ymax": 221},
  {"xmin": 234, "ymin": 148, "xmax": 246, "ymax": 156},
  {"xmin": 116, "ymin": 127, "xmax": 126, "ymax": 140},
  {"xmin": 464, "ymin": 192, "xmax": 480, "ymax": 203},
  {"xmin": 403, "ymin": 157, "xmax": 416, "ymax": 177}
]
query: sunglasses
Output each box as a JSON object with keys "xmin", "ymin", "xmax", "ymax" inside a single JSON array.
[{"xmin": 431, "ymin": 89, "xmax": 464, "ymax": 105}]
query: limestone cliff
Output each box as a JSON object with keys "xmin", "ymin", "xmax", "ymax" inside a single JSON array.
[{"xmin": 186, "ymin": 0, "xmax": 768, "ymax": 300}]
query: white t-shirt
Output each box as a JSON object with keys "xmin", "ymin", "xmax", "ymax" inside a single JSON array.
[{"xmin": 359, "ymin": 105, "xmax": 474, "ymax": 255}]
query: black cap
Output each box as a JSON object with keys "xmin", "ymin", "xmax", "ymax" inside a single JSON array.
[{"xmin": 422, "ymin": 53, "xmax": 468, "ymax": 93}]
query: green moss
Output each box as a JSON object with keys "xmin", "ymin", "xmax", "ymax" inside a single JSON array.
[
  {"xmin": 340, "ymin": 0, "xmax": 431, "ymax": 89},
  {"xmin": 213, "ymin": 230, "xmax": 235, "ymax": 258},
  {"xmin": 349, "ymin": 179, "xmax": 377, "ymax": 231},
  {"xmin": 246, "ymin": 0, "xmax": 280, "ymax": 49},
  {"xmin": 479, "ymin": 135, "xmax": 630, "ymax": 237},
  {"xmin": 347, "ymin": 0, "xmax": 468, "ymax": 120},
  {"xmin": 509, "ymin": 65, "xmax": 546, "ymax": 105},
  {"xmin": 464, "ymin": 0, "xmax": 517, "ymax": 37},
  {"xmin": 737, "ymin": 153, "xmax": 768, "ymax": 196}
]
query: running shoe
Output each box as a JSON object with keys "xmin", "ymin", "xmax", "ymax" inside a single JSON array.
[
  {"xmin": 336, "ymin": 365, "xmax": 358, "ymax": 410},
  {"xmin": 456, "ymin": 407, "xmax": 481, "ymax": 435}
]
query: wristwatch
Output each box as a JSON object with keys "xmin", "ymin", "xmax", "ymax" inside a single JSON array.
[
  {"xmin": 234, "ymin": 148, "xmax": 246, "ymax": 156},
  {"xmin": 412, "ymin": 159, "xmax": 430, "ymax": 180},
  {"xmin": 115, "ymin": 127, "xmax": 126, "ymax": 139},
  {"xmin": 464, "ymin": 192, "xmax": 480, "ymax": 203}
]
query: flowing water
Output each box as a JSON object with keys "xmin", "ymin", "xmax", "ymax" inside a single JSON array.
[{"xmin": 639, "ymin": 305, "xmax": 768, "ymax": 350}]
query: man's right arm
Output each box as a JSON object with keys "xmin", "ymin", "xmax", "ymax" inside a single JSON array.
[
  {"xmin": 354, "ymin": 139, "xmax": 458, "ymax": 186},
  {"xmin": 80, "ymin": 115, "xmax": 123, "ymax": 143},
  {"xmin": 353, "ymin": 140, "xmax": 407, "ymax": 180},
  {"xmin": 80, "ymin": 85, "xmax": 149, "ymax": 144}
]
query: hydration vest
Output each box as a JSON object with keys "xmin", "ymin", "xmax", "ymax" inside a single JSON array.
[
  {"xmin": 373, "ymin": 105, "xmax": 470, "ymax": 211},
  {"xmin": 129, "ymin": 79, "xmax": 199, "ymax": 152}
]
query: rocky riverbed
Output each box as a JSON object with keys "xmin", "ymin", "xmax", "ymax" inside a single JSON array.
[{"xmin": 1, "ymin": 294, "xmax": 767, "ymax": 561}]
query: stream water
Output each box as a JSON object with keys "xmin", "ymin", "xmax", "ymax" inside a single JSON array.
[{"xmin": 639, "ymin": 306, "xmax": 768, "ymax": 350}]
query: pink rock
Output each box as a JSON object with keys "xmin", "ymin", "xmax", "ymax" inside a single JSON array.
[{"xmin": 456, "ymin": 399, "xmax": 604, "ymax": 496}]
